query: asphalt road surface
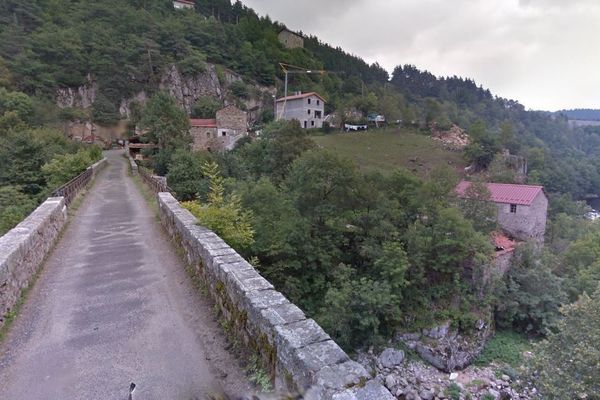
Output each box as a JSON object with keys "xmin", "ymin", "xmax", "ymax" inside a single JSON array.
[{"xmin": 0, "ymin": 151, "xmax": 252, "ymax": 400}]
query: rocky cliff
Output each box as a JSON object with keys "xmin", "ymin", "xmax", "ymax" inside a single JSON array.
[{"xmin": 56, "ymin": 64, "xmax": 275, "ymax": 126}]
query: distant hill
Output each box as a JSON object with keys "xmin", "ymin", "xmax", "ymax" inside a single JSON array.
[{"xmin": 557, "ymin": 109, "xmax": 600, "ymax": 121}]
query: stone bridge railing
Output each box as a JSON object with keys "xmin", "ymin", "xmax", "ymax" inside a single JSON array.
[
  {"xmin": 0, "ymin": 157, "xmax": 107, "ymax": 330},
  {"xmin": 157, "ymin": 192, "xmax": 394, "ymax": 400}
]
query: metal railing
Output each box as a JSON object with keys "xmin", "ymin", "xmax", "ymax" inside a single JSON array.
[
  {"xmin": 138, "ymin": 166, "xmax": 175, "ymax": 195},
  {"xmin": 51, "ymin": 167, "xmax": 94, "ymax": 206}
]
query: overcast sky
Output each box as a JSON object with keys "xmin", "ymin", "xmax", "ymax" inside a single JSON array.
[{"xmin": 241, "ymin": 0, "xmax": 599, "ymax": 111}]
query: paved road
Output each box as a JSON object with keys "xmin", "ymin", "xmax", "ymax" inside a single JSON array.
[{"xmin": 0, "ymin": 151, "xmax": 251, "ymax": 400}]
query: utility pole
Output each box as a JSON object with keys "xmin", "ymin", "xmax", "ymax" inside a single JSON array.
[{"xmin": 277, "ymin": 62, "xmax": 334, "ymax": 120}]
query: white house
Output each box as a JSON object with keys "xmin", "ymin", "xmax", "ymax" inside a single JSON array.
[{"xmin": 275, "ymin": 92, "xmax": 325, "ymax": 129}]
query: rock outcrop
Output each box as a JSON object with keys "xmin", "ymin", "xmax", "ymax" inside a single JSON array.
[
  {"xmin": 357, "ymin": 349, "xmax": 538, "ymax": 400},
  {"xmin": 56, "ymin": 64, "xmax": 275, "ymax": 126},
  {"xmin": 396, "ymin": 319, "xmax": 494, "ymax": 372}
]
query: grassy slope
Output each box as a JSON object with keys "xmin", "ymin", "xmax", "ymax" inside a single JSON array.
[{"xmin": 312, "ymin": 127, "xmax": 466, "ymax": 177}]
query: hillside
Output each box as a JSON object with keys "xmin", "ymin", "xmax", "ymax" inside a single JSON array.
[
  {"xmin": 1, "ymin": 1, "xmax": 600, "ymax": 199},
  {"xmin": 557, "ymin": 108, "xmax": 600, "ymax": 121},
  {"xmin": 313, "ymin": 128, "xmax": 466, "ymax": 176}
]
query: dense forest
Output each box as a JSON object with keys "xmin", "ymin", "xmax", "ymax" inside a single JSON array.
[
  {"xmin": 1, "ymin": 0, "xmax": 600, "ymax": 396},
  {"xmin": 557, "ymin": 108, "xmax": 600, "ymax": 121}
]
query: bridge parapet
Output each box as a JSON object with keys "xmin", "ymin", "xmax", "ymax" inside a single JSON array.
[
  {"xmin": 157, "ymin": 192, "xmax": 394, "ymax": 399},
  {"xmin": 0, "ymin": 157, "xmax": 107, "ymax": 330},
  {"xmin": 0, "ymin": 197, "xmax": 67, "ymax": 328}
]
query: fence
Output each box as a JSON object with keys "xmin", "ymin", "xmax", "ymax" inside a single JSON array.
[
  {"xmin": 138, "ymin": 165, "xmax": 175, "ymax": 196},
  {"xmin": 51, "ymin": 158, "xmax": 106, "ymax": 206}
]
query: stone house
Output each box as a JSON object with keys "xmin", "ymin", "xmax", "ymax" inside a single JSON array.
[
  {"xmin": 456, "ymin": 181, "xmax": 548, "ymax": 243},
  {"xmin": 278, "ymin": 28, "xmax": 304, "ymax": 49},
  {"xmin": 190, "ymin": 105, "xmax": 248, "ymax": 151},
  {"xmin": 275, "ymin": 92, "xmax": 325, "ymax": 129},
  {"xmin": 173, "ymin": 0, "xmax": 195, "ymax": 10}
]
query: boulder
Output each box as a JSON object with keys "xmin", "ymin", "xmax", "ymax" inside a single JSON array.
[{"xmin": 379, "ymin": 348, "xmax": 405, "ymax": 369}]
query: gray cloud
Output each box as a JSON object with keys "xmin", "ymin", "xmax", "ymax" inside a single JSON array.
[{"xmin": 241, "ymin": 0, "xmax": 600, "ymax": 110}]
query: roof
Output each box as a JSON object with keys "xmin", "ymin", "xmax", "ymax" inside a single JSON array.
[
  {"xmin": 173, "ymin": 0, "xmax": 195, "ymax": 4},
  {"xmin": 278, "ymin": 28, "xmax": 302, "ymax": 37},
  {"xmin": 456, "ymin": 181, "xmax": 545, "ymax": 206},
  {"xmin": 190, "ymin": 118, "xmax": 217, "ymax": 128},
  {"xmin": 276, "ymin": 92, "xmax": 326, "ymax": 103}
]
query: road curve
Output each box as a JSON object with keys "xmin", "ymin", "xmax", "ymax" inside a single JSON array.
[{"xmin": 0, "ymin": 151, "xmax": 252, "ymax": 400}]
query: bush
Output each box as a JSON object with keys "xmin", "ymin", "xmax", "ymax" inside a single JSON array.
[
  {"xmin": 474, "ymin": 330, "xmax": 531, "ymax": 367},
  {"xmin": 182, "ymin": 161, "xmax": 253, "ymax": 251},
  {"xmin": 41, "ymin": 147, "xmax": 101, "ymax": 188},
  {"xmin": 230, "ymin": 80, "xmax": 249, "ymax": 98},
  {"xmin": 191, "ymin": 96, "xmax": 222, "ymax": 118}
]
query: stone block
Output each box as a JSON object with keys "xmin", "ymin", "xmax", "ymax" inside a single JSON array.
[
  {"xmin": 331, "ymin": 380, "xmax": 395, "ymax": 400},
  {"xmin": 289, "ymin": 340, "xmax": 349, "ymax": 389},
  {"xmin": 314, "ymin": 361, "xmax": 370, "ymax": 391},
  {"xmin": 255, "ymin": 303, "xmax": 306, "ymax": 340}
]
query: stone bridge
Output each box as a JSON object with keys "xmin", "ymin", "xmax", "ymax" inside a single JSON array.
[{"xmin": 0, "ymin": 151, "xmax": 393, "ymax": 400}]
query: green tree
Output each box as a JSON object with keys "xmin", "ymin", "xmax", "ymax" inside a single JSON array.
[
  {"xmin": 182, "ymin": 161, "xmax": 254, "ymax": 250},
  {"xmin": 91, "ymin": 94, "xmax": 120, "ymax": 126},
  {"xmin": 530, "ymin": 286, "xmax": 600, "ymax": 399},
  {"xmin": 191, "ymin": 96, "xmax": 222, "ymax": 118},
  {"xmin": 496, "ymin": 246, "xmax": 566, "ymax": 335},
  {"xmin": 458, "ymin": 180, "xmax": 497, "ymax": 233},
  {"xmin": 166, "ymin": 149, "xmax": 211, "ymax": 201},
  {"xmin": 141, "ymin": 92, "xmax": 190, "ymax": 151}
]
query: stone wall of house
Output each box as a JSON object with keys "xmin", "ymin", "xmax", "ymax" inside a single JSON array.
[
  {"xmin": 496, "ymin": 192, "xmax": 547, "ymax": 243},
  {"xmin": 0, "ymin": 198, "xmax": 67, "ymax": 329},
  {"xmin": 190, "ymin": 126, "xmax": 218, "ymax": 151},
  {"xmin": 278, "ymin": 30, "xmax": 304, "ymax": 49},
  {"xmin": 216, "ymin": 105, "xmax": 248, "ymax": 150},
  {"xmin": 156, "ymin": 192, "xmax": 393, "ymax": 399}
]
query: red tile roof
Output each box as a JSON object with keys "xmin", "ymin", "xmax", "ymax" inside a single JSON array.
[
  {"xmin": 190, "ymin": 118, "xmax": 217, "ymax": 128},
  {"xmin": 456, "ymin": 181, "xmax": 544, "ymax": 206},
  {"xmin": 276, "ymin": 92, "xmax": 326, "ymax": 103},
  {"xmin": 174, "ymin": 0, "xmax": 195, "ymax": 5}
]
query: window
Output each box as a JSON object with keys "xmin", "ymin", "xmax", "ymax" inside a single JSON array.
[
  {"xmin": 307, "ymin": 109, "xmax": 311, "ymax": 115},
  {"xmin": 222, "ymin": 131, "xmax": 227, "ymax": 137},
  {"xmin": 510, "ymin": 204, "xmax": 517, "ymax": 213},
  {"xmin": 303, "ymin": 121, "xmax": 307, "ymax": 128},
  {"xmin": 308, "ymin": 98, "xmax": 311, "ymax": 104},
  {"xmin": 317, "ymin": 100, "xmax": 320, "ymax": 106},
  {"xmin": 206, "ymin": 132, "xmax": 211, "ymax": 138},
  {"xmin": 311, "ymin": 120, "xmax": 315, "ymax": 127}
]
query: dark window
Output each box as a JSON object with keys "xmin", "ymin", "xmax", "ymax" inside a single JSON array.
[
  {"xmin": 303, "ymin": 121, "xmax": 307, "ymax": 128},
  {"xmin": 311, "ymin": 120, "xmax": 315, "ymax": 127},
  {"xmin": 308, "ymin": 98, "xmax": 311, "ymax": 104},
  {"xmin": 307, "ymin": 109, "xmax": 311, "ymax": 115},
  {"xmin": 317, "ymin": 100, "xmax": 320, "ymax": 106},
  {"xmin": 222, "ymin": 131, "xmax": 227, "ymax": 137},
  {"xmin": 510, "ymin": 204, "xmax": 517, "ymax": 213}
]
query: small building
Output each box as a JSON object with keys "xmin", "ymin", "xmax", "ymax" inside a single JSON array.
[
  {"xmin": 278, "ymin": 28, "xmax": 304, "ymax": 49},
  {"xmin": 275, "ymin": 92, "xmax": 325, "ymax": 129},
  {"xmin": 190, "ymin": 105, "xmax": 248, "ymax": 151},
  {"xmin": 173, "ymin": 0, "xmax": 195, "ymax": 9},
  {"xmin": 456, "ymin": 181, "xmax": 548, "ymax": 243}
]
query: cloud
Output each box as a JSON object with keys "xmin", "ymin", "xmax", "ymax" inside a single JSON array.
[{"xmin": 242, "ymin": 0, "xmax": 600, "ymax": 110}]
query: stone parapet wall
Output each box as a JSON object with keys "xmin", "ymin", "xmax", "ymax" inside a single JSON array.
[
  {"xmin": 0, "ymin": 198, "xmax": 67, "ymax": 328},
  {"xmin": 90, "ymin": 157, "xmax": 108, "ymax": 174},
  {"xmin": 126, "ymin": 153, "xmax": 138, "ymax": 175},
  {"xmin": 157, "ymin": 192, "xmax": 393, "ymax": 399}
]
